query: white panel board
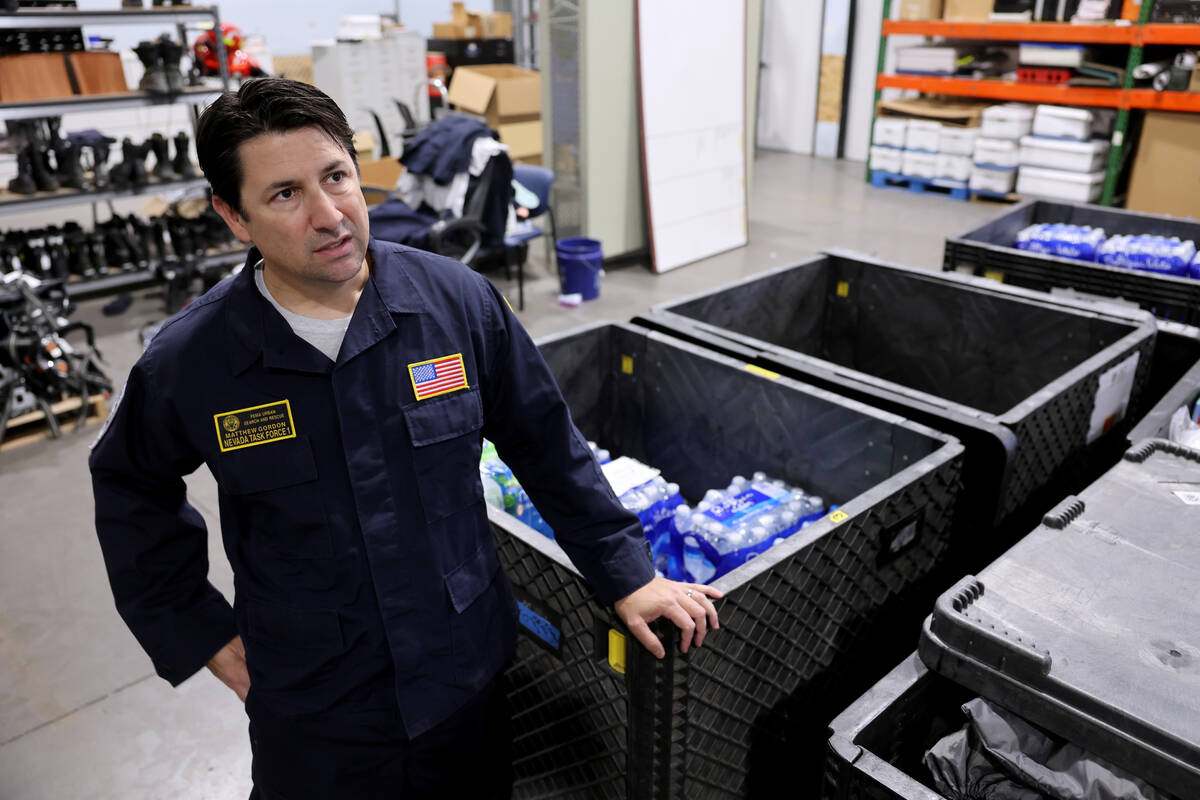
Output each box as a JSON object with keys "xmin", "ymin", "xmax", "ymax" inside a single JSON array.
[
  {"xmin": 637, "ymin": 0, "xmax": 747, "ymax": 273},
  {"xmin": 844, "ymin": 0, "xmax": 885, "ymax": 162},
  {"xmin": 756, "ymin": 0, "xmax": 822, "ymax": 155}
]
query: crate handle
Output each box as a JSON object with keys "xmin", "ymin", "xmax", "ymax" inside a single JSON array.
[
  {"xmin": 930, "ymin": 576, "xmax": 1053, "ymax": 681},
  {"xmin": 1042, "ymin": 496, "xmax": 1085, "ymax": 530}
]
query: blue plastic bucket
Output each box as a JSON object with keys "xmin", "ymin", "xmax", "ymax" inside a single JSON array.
[{"xmin": 556, "ymin": 237, "xmax": 603, "ymax": 301}]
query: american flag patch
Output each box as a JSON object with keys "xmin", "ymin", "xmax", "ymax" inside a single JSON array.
[{"xmin": 408, "ymin": 353, "xmax": 469, "ymax": 400}]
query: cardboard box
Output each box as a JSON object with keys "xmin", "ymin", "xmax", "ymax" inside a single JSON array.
[
  {"xmin": 482, "ymin": 12, "xmax": 514, "ymax": 38},
  {"xmin": 1126, "ymin": 111, "xmax": 1200, "ymax": 218},
  {"xmin": 944, "ymin": 0, "xmax": 993, "ymax": 20},
  {"xmin": 899, "ymin": 0, "xmax": 945, "ymax": 19},
  {"xmin": 448, "ymin": 64, "xmax": 541, "ymax": 128},
  {"xmin": 497, "ymin": 119, "xmax": 542, "ymax": 160},
  {"xmin": 1190, "ymin": 66, "xmax": 1200, "ymax": 92}
]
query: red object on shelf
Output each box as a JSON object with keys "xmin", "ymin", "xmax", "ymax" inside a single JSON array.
[{"xmin": 1017, "ymin": 67, "xmax": 1073, "ymax": 84}]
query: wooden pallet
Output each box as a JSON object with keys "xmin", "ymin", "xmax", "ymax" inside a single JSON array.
[
  {"xmin": 870, "ymin": 170, "xmax": 970, "ymax": 201},
  {"xmin": 970, "ymin": 190, "xmax": 1023, "ymax": 205},
  {"xmin": 1, "ymin": 393, "xmax": 108, "ymax": 453}
]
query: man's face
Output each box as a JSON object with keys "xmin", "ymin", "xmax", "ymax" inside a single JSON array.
[{"xmin": 212, "ymin": 126, "xmax": 369, "ymax": 289}]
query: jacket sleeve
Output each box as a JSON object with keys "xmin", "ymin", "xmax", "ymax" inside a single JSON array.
[
  {"xmin": 476, "ymin": 281, "xmax": 655, "ymax": 605},
  {"xmin": 88, "ymin": 352, "xmax": 237, "ymax": 686}
]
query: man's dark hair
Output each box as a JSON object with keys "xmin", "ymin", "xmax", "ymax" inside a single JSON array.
[{"xmin": 196, "ymin": 77, "xmax": 357, "ymax": 217}]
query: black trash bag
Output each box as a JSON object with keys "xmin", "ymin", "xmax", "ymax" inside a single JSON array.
[{"xmin": 924, "ymin": 698, "xmax": 1176, "ymax": 800}]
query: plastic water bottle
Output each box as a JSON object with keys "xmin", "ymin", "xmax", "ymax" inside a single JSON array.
[
  {"xmin": 1190, "ymin": 251, "xmax": 1200, "ymax": 281},
  {"xmin": 481, "ymin": 467, "xmax": 504, "ymax": 510},
  {"xmin": 682, "ymin": 535, "xmax": 716, "ymax": 583},
  {"xmin": 588, "ymin": 440, "xmax": 611, "ymax": 464}
]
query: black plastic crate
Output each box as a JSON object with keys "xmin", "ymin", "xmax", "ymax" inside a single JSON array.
[
  {"xmin": 492, "ymin": 322, "xmax": 965, "ymax": 799},
  {"xmin": 943, "ymin": 199, "xmax": 1200, "ymax": 326},
  {"xmin": 920, "ymin": 439, "xmax": 1200, "ymax": 799},
  {"xmin": 1128, "ymin": 349, "xmax": 1200, "ymax": 443},
  {"xmin": 823, "ymin": 654, "xmax": 975, "ymax": 800},
  {"xmin": 636, "ymin": 250, "xmax": 1157, "ymax": 534}
]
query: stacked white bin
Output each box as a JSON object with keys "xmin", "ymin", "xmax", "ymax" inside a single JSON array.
[
  {"xmin": 970, "ymin": 104, "xmax": 1032, "ymax": 196},
  {"xmin": 870, "ymin": 116, "xmax": 978, "ymax": 186},
  {"xmin": 1015, "ymin": 105, "xmax": 1111, "ymax": 203}
]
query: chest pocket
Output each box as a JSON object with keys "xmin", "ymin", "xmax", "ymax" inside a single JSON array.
[
  {"xmin": 405, "ymin": 388, "xmax": 484, "ymax": 523},
  {"xmin": 218, "ymin": 435, "xmax": 333, "ymax": 559}
]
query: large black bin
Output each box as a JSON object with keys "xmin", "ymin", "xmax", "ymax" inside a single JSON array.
[
  {"xmin": 827, "ymin": 438, "xmax": 1200, "ymax": 800},
  {"xmin": 942, "ymin": 199, "xmax": 1200, "ymax": 430},
  {"xmin": 944, "ymin": 199, "xmax": 1200, "ymax": 325},
  {"xmin": 492, "ymin": 322, "xmax": 964, "ymax": 798},
  {"xmin": 636, "ymin": 250, "xmax": 1156, "ymax": 534}
]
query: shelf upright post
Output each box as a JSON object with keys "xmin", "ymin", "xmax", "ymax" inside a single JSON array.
[
  {"xmin": 867, "ymin": 0, "xmax": 895, "ymax": 181},
  {"xmin": 1102, "ymin": 0, "xmax": 1157, "ymax": 206}
]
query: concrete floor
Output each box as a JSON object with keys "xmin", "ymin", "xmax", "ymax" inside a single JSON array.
[{"xmin": 0, "ymin": 152, "xmax": 1000, "ymax": 799}]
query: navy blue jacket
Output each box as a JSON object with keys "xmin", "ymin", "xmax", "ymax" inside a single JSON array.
[
  {"xmin": 89, "ymin": 239, "xmax": 654, "ymax": 737},
  {"xmin": 399, "ymin": 114, "xmax": 492, "ymax": 185}
]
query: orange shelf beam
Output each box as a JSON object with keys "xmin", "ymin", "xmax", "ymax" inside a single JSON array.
[
  {"xmin": 1136, "ymin": 24, "xmax": 1200, "ymax": 44},
  {"xmin": 882, "ymin": 20, "xmax": 1135, "ymax": 43},
  {"xmin": 1126, "ymin": 89, "xmax": 1200, "ymax": 111},
  {"xmin": 877, "ymin": 74, "xmax": 1126, "ymax": 107}
]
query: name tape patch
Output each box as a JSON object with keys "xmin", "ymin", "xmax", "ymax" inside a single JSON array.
[
  {"xmin": 214, "ymin": 400, "xmax": 296, "ymax": 453},
  {"xmin": 409, "ymin": 353, "xmax": 468, "ymax": 401}
]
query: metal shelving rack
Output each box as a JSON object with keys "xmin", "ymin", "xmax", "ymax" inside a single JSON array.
[
  {"xmin": 0, "ymin": 5, "xmax": 236, "ymax": 299},
  {"xmin": 869, "ymin": 0, "xmax": 1200, "ymax": 205}
]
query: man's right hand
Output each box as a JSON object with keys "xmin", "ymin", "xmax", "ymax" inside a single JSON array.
[{"xmin": 206, "ymin": 635, "xmax": 250, "ymax": 702}]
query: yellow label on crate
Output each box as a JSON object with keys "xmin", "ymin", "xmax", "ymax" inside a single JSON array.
[
  {"xmin": 214, "ymin": 400, "xmax": 296, "ymax": 453},
  {"xmin": 621, "ymin": 355, "xmax": 634, "ymax": 375},
  {"xmin": 836, "ymin": 281, "xmax": 850, "ymax": 298},
  {"xmin": 984, "ymin": 269, "xmax": 1005, "ymax": 283},
  {"xmin": 828, "ymin": 509, "xmax": 850, "ymax": 525},
  {"xmin": 744, "ymin": 364, "xmax": 781, "ymax": 380},
  {"xmin": 608, "ymin": 629, "xmax": 627, "ymax": 674}
]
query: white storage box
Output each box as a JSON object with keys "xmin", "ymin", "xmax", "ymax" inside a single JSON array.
[
  {"xmin": 1016, "ymin": 165, "xmax": 1106, "ymax": 203},
  {"xmin": 1019, "ymin": 135, "xmax": 1110, "ymax": 172},
  {"xmin": 939, "ymin": 127, "xmax": 979, "ymax": 156},
  {"xmin": 974, "ymin": 137, "xmax": 1021, "ymax": 168},
  {"xmin": 873, "ymin": 117, "xmax": 909, "ymax": 148},
  {"xmin": 970, "ymin": 165, "xmax": 1017, "ymax": 194},
  {"xmin": 1019, "ymin": 43, "xmax": 1088, "ymax": 68},
  {"xmin": 1032, "ymin": 105, "xmax": 1094, "ymax": 140},
  {"xmin": 905, "ymin": 120, "xmax": 943, "ymax": 152},
  {"xmin": 936, "ymin": 153, "xmax": 972, "ymax": 182},
  {"xmin": 870, "ymin": 145, "xmax": 904, "ymax": 174},
  {"xmin": 981, "ymin": 103, "xmax": 1034, "ymax": 139},
  {"xmin": 902, "ymin": 149, "xmax": 939, "ymax": 179}
]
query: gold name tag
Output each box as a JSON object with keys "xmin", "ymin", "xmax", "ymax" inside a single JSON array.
[{"xmin": 214, "ymin": 400, "xmax": 296, "ymax": 453}]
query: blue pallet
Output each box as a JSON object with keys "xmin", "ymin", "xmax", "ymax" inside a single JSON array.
[{"xmin": 870, "ymin": 170, "xmax": 969, "ymax": 201}]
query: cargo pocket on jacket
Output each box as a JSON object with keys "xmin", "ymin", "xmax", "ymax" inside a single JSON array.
[
  {"xmin": 445, "ymin": 540, "xmax": 516, "ymax": 686},
  {"xmin": 218, "ymin": 435, "xmax": 333, "ymax": 558},
  {"xmin": 405, "ymin": 388, "xmax": 485, "ymax": 523},
  {"xmin": 243, "ymin": 599, "xmax": 345, "ymax": 712}
]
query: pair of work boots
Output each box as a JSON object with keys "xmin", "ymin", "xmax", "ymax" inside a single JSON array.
[
  {"xmin": 7, "ymin": 132, "xmax": 196, "ymax": 195},
  {"xmin": 135, "ymin": 37, "xmax": 186, "ymax": 94},
  {"xmin": 109, "ymin": 132, "xmax": 197, "ymax": 190}
]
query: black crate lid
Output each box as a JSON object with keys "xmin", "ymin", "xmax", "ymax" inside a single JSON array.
[{"xmin": 919, "ymin": 439, "xmax": 1200, "ymax": 799}]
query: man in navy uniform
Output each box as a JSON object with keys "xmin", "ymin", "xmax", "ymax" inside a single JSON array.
[{"xmin": 89, "ymin": 78, "xmax": 722, "ymax": 798}]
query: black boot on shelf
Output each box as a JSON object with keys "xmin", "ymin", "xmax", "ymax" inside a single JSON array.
[
  {"xmin": 64, "ymin": 223, "xmax": 98, "ymax": 279},
  {"xmin": 44, "ymin": 226, "xmax": 71, "ymax": 282},
  {"xmin": 19, "ymin": 231, "xmax": 54, "ymax": 279},
  {"xmin": 86, "ymin": 230, "xmax": 109, "ymax": 274},
  {"xmin": 147, "ymin": 133, "xmax": 174, "ymax": 181},
  {"xmin": 158, "ymin": 38, "xmax": 185, "ymax": 93},
  {"xmin": 8, "ymin": 146, "xmax": 37, "ymax": 195},
  {"xmin": 120, "ymin": 138, "xmax": 148, "ymax": 187},
  {"xmin": 118, "ymin": 216, "xmax": 149, "ymax": 269},
  {"xmin": 172, "ymin": 131, "xmax": 196, "ymax": 178},
  {"xmin": 100, "ymin": 220, "xmax": 133, "ymax": 270},
  {"xmin": 90, "ymin": 137, "xmax": 115, "ymax": 189},
  {"xmin": 29, "ymin": 143, "xmax": 60, "ymax": 192},
  {"xmin": 128, "ymin": 215, "xmax": 158, "ymax": 264},
  {"xmin": 56, "ymin": 143, "xmax": 87, "ymax": 190},
  {"xmin": 135, "ymin": 40, "xmax": 169, "ymax": 94}
]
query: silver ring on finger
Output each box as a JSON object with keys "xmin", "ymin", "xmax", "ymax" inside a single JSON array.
[{"xmin": 686, "ymin": 588, "xmax": 694, "ymax": 598}]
